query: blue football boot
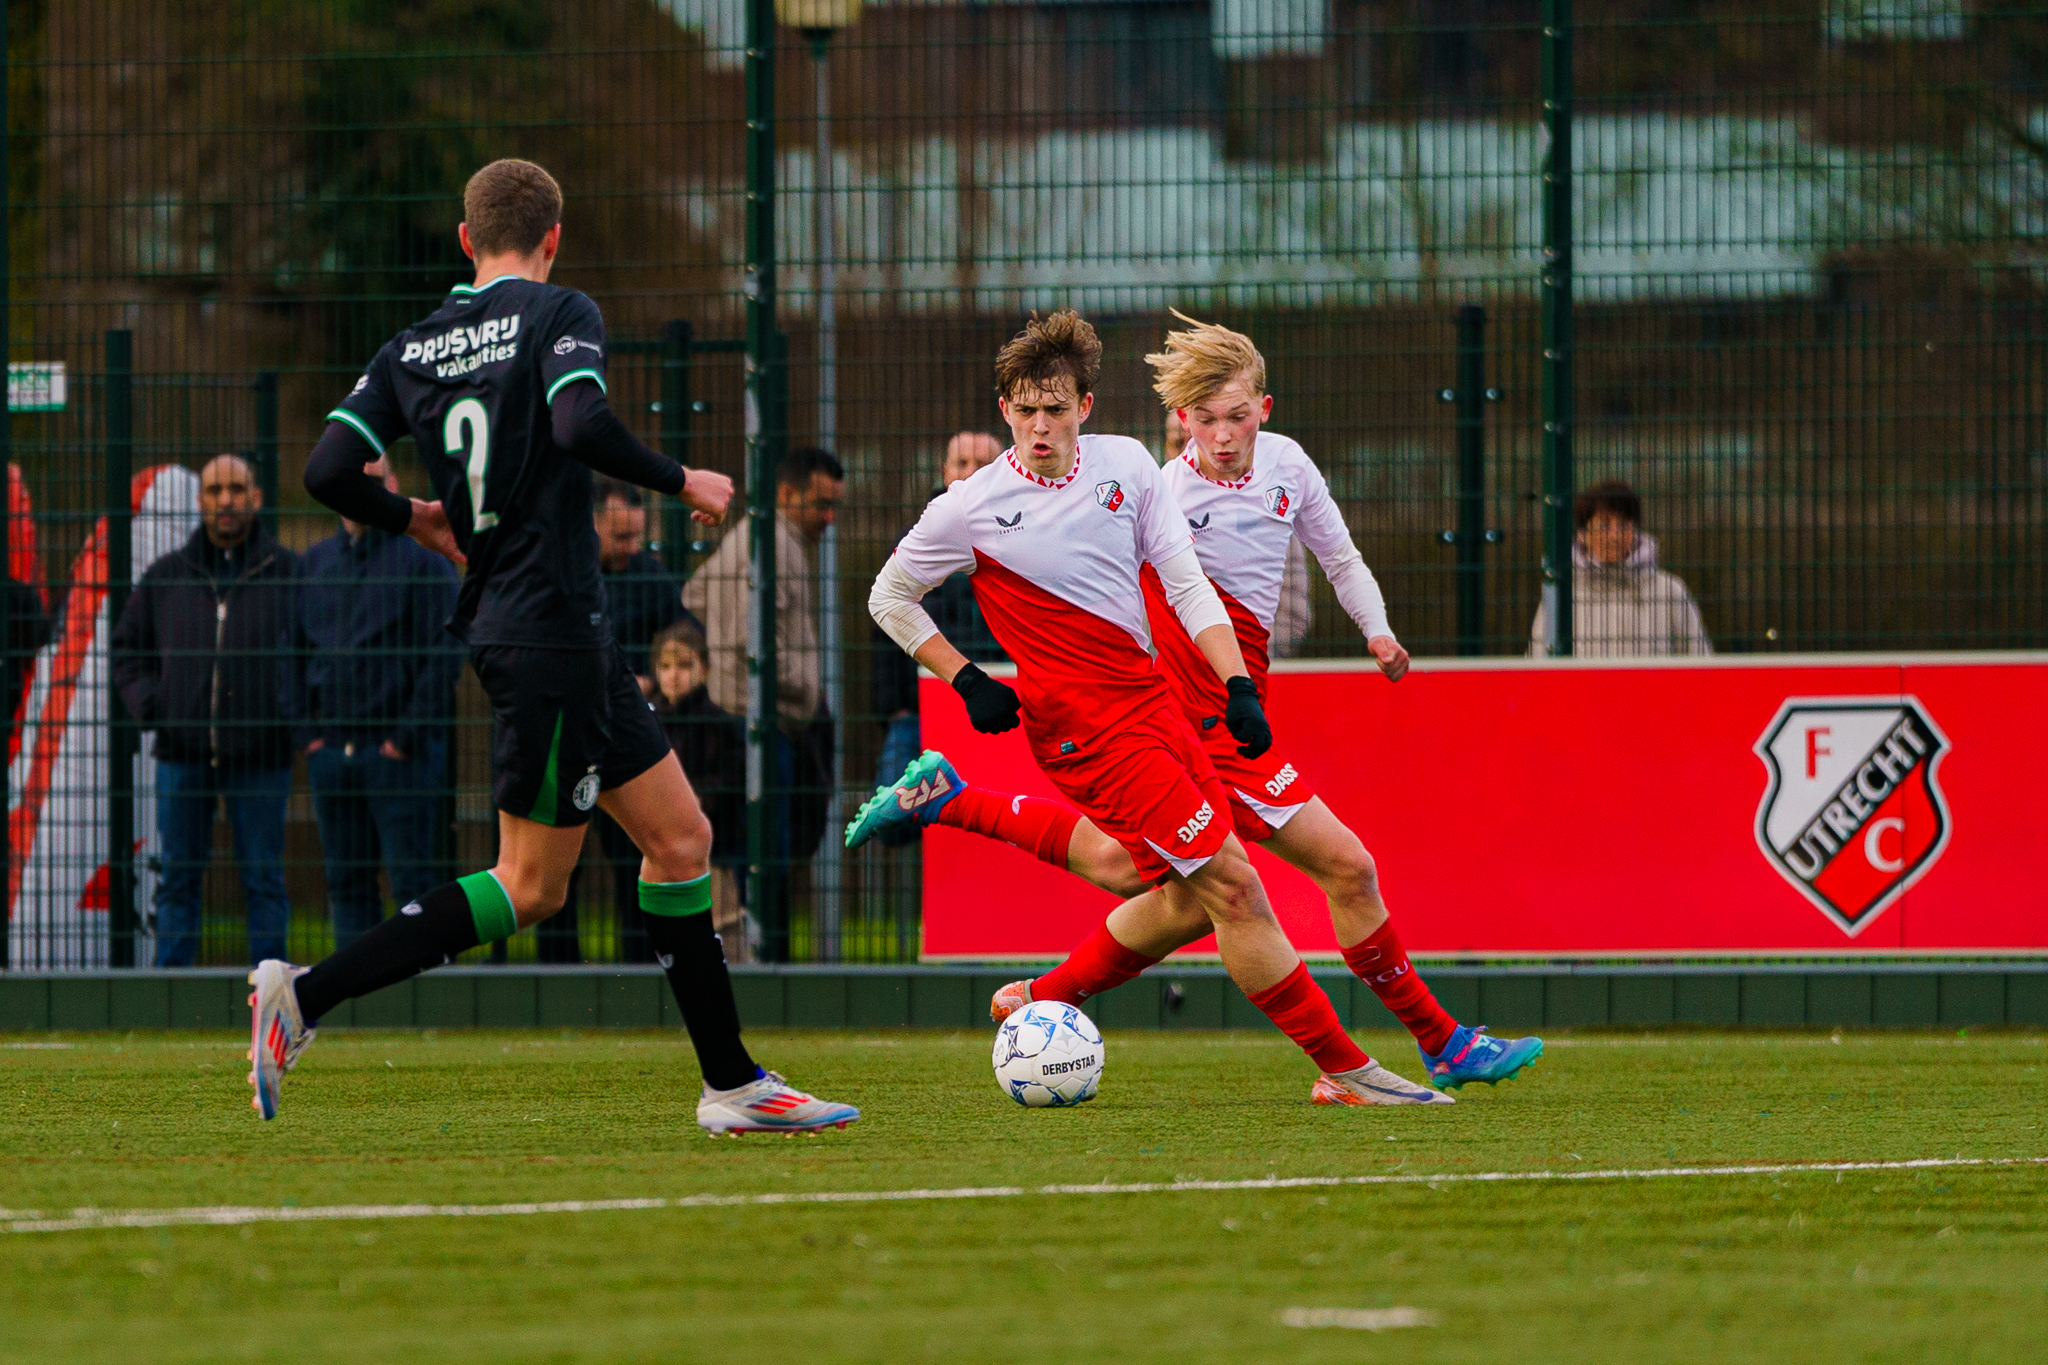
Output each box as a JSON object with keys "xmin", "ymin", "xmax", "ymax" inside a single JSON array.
[
  {"xmin": 1419, "ymin": 1025, "xmax": 1544, "ymax": 1090},
  {"xmin": 844, "ymin": 750, "xmax": 966, "ymax": 850}
]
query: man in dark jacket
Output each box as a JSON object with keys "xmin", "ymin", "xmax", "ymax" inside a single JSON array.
[
  {"xmin": 286, "ymin": 456, "xmax": 462, "ymax": 950},
  {"xmin": 592, "ymin": 476, "xmax": 688, "ymax": 687},
  {"xmin": 111, "ymin": 454, "xmax": 298, "ymax": 966}
]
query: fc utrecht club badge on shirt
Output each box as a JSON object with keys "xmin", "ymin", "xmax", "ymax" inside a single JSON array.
[
  {"xmin": 1264, "ymin": 486, "xmax": 1291, "ymax": 517},
  {"xmin": 1752, "ymin": 696, "xmax": 1951, "ymax": 937},
  {"xmin": 1095, "ymin": 480, "xmax": 1124, "ymax": 512}
]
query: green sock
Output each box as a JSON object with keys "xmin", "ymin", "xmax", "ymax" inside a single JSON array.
[
  {"xmin": 639, "ymin": 874, "xmax": 714, "ymax": 918},
  {"xmin": 458, "ymin": 869, "xmax": 518, "ymax": 942}
]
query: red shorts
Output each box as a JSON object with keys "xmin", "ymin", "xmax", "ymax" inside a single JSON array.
[
  {"xmin": 1038, "ymin": 704, "xmax": 1233, "ymax": 882},
  {"xmin": 1190, "ymin": 715, "xmax": 1316, "ymax": 843}
]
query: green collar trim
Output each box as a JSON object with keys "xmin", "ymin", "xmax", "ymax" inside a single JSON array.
[{"xmin": 450, "ymin": 274, "xmax": 523, "ymax": 297}]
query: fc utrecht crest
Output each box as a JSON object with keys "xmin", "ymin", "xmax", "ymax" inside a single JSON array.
[
  {"xmin": 1264, "ymin": 486, "xmax": 1291, "ymax": 518},
  {"xmin": 1752, "ymin": 696, "xmax": 1951, "ymax": 937},
  {"xmin": 1094, "ymin": 480, "xmax": 1124, "ymax": 512}
]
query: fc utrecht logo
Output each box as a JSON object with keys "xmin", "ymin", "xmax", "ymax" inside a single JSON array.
[
  {"xmin": 1264, "ymin": 486, "xmax": 1291, "ymax": 518},
  {"xmin": 1753, "ymin": 696, "xmax": 1951, "ymax": 937},
  {"xmin": 1094, "ymin": 480, "xmax": 1124, "ymax": 512}
]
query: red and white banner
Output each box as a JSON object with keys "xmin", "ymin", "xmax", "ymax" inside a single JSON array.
[
  {"xmin": 919, "ymin": 655, "xmax": 2048, "ymax": 959},
  {"xmin": 7, "ymin": 466, "xmax": 199, "ymax": 968}
]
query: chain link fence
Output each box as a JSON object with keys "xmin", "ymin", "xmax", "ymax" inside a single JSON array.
[{"xmin": 4, "ymin": 1, "xmax": 2041, "ymax": 968}]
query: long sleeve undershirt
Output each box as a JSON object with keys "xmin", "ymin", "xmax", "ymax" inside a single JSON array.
[
  {"xmin": 868, "ymin": 542, "xmax": 1233, "ymax": 661},
  {"xmin": 302, "ymin": 379, "xmax": 687, "ymax": 534},
  {"xmin": 303, "ymin": 421, "xmax": 414, "ymax": 534},
  {"xmin": 1316, "ymin": 543, "xmax": 1394, "ymax": 642}
]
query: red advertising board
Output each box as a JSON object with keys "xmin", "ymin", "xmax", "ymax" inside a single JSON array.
[{"xmin": 917, "ymin": 655, "xmax": 2048, "ymax": 960}]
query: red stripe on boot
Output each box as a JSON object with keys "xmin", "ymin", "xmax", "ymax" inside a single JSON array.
[
  {"xmin": 934, "ymin": 786, "xmax": 1080, "ymax": 869},
  {"xmin": 1247, "ymin": 962, "xmax": 1370, "ymax": 1075},
  {"xmin": 1032, "ymin": 923, "xmax": 1159, "ymax": 1005},
  {"xmin": 1343, "ymin": 920, "xmax": 1459, "ymax": 1056}
]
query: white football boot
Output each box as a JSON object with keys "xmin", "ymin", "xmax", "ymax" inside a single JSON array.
[
  {"xmin": 696, "ymin": 1071, "xmax": 861, "ymax": 1136},
  {"xmin": 247, "ymin": 960, "xmax": 316, "ymax": 1120},
  {"xmin": 1311, "ymin": 1061, "xmax": 1456, "ymax": 1106}
]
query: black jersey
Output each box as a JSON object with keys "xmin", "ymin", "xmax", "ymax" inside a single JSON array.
[{"xmin": 327, "ymin": 275, "xmax": 614, "ymax": 650}]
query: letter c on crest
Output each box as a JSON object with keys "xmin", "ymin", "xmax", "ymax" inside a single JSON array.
[{"xmin": 1863, "ymin": 816, "xmax": 1905, "ymax": 873}]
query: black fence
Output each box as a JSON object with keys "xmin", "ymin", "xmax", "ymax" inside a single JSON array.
[{"xmin": 4, "ymin": 2, "xmax": 2042, "ymax": 968}]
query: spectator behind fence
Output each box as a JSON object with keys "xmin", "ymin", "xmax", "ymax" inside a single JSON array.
[
  {"xmin": 869, "ymin": 432, "xmax": 1006, "ymax": 816},
  {"xmin": 1529, "ymin": 478, "xmax": 1713, "ymax": 658},
  {"xmin": 286, "ymin": 456, "xmax": 462, "ymax": 951},
  {"xmin": 650, "ymin": 621, "xmax": 753, "ymax": 960},
  {"xmin": 1166, "ymin": 410, "xmax": 1310, "ymax": 658},
  {"xmin": 683, "ymin": 446, "xmax": 843, "ymax": 884},
  {"xmin": 544, "ymin": 477, "xmax": 699, "ymax": 963},
  {"xmin": 593, "ymin": 475, "xmax": 689, "ymax": 687},
  {"xmin": 111, "ymin": 454, "xmax": 299, "ymax": 966}
]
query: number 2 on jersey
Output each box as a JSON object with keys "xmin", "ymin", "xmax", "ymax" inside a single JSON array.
[{"xmin": 444, "ymin": 397, "xmax": 496, "ymax": 530}]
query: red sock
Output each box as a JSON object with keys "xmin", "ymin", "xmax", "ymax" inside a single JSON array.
[
  {"xmin": 1032, "ymin": 923, "xmax": 1160, "ymax": 1005},
  {"xmin": 1343, "ymin": 919, "xmax": 1459, "ymax": 1055},
  {"xmin": 934, "ymin": 786, "xmax": 1080, "ymax": 870},
  {"xmin": 1248, "ymin": 962, "xmax": 1370, "ymax": 1075}
]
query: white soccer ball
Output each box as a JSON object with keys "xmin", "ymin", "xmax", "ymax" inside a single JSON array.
[{"xmin": 992, "ymin": 1000, "xmax": 1104, "ymax": 1108}]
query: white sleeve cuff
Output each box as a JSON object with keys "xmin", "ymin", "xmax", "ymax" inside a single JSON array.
[
  {"xmin": 1153, "ymin": 544, "xmax": 1231, "ymax": 640},
  {"xmin": 868, "ymin": 554, "xmax": 944, "ymax": 657}
]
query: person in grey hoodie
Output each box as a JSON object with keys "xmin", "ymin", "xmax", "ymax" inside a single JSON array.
[{"xmin": 1529, "ymin": 479, "xmax": 1711, "ymax": 657}]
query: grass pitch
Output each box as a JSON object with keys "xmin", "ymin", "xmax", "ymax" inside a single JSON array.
[{"xmin": 4, "ymin": 1026, "xmax": 2044, "ymax": 1364}]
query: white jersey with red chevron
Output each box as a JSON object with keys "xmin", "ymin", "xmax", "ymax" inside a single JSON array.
[
  {"xmin": 892, "ymin": 433, "xmax": 1193, "ymax": 759},
  {"xmin": 8, "ymin": 465, "xmax": 199, "ymax": 967},
  {"xmin": 1162, "ymin": 431, "xmax": 1350, "ymax": 641}
]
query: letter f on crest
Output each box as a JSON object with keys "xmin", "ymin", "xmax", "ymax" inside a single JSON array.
[{"xmin": 1805, "ymin": 727, "xmax": 1831, "ymax": 779}]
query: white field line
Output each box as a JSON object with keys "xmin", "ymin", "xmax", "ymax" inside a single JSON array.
[{"xmin": 7, "ymin": 1155, "xmax": 2045, "ymax": 1236}]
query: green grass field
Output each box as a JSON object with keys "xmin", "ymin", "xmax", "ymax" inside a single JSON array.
[{"xmin": 4, "ymin": 1027, "xmax": 2044, "ymax": 1364}]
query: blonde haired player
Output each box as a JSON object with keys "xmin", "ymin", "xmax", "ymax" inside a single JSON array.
[{"xmin": 851, "ymin": 313, "xmax": 1542, "ymax": 1095}]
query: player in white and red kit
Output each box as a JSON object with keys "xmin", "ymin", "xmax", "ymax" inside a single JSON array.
[
  {"xmin": 867, "ymin": 310, "xmax": 1447, "ymax": 1105},
  {"xmin": 855, "ymin": 315, "xmax": 1540, "ymax": 1093}
]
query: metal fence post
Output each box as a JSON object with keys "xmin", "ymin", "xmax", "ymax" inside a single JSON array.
[
  {"xmin": 253, "ymin": 370, "xmax": 279, "ymax": 537},
  {"xmin": 1454, "ymin": 304, "xmax": 1489, "ymax": 655},
  {"xmin": 811, "ymin": 31, "xmax": 843, "ymax": 963},
  {"xmin": 106, "ymin": 330, "xmax": 137, "ymax": 967},
  {"xmin": 744, "ymin": 0, "xmax": 786, "ymax": 962},
  {"xmin": 658, "ymin": 318, "xmax": 693, "ymax": 571},
  {"xmin": 1539, "ymin": 0, "xmax": 1575, "ymax": 658}
]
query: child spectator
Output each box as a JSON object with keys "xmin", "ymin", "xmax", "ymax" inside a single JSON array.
[{"xmin": 650, "ymin": 622, "xmax": 754, "ymax": 960}]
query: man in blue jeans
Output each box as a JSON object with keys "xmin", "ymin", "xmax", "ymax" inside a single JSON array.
[
  {"xmin": 111, "ymin": 454, "xmax": 300, "ymax": 966},
  {"xmin": 287, "ymin": 456, "xmax": 462, "ymax": 949}
]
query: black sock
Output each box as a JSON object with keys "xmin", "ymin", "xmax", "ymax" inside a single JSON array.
[
  {"xmin": 295, "ymin": 879, "xmax": 489, "ymax": 1023},
  {"xmin": 646, "ymin": 909, "xmax": 759, "ymax": 1091}
]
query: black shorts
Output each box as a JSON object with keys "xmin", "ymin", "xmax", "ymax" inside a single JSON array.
[{"xmin": 471, "ymin": 643, "xmax": 674, "ymax": 828}]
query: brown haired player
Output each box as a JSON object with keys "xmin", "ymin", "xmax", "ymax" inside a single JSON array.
[
  {"xmin": 249, "ymin": 159, "xmax": 857, "ymax": 1133},
  {"xmin": 865, "ymin": 309, "xmax": 1449, "ymax": 1105},
  {"xmin": 856, "ymin": 313, "xmax": 1543, "ymax": 1094}
]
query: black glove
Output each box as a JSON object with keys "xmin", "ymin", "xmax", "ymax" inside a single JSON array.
[
  {"xmin": 1223, "ymin": 676, "xmax": 1272, "ymax": 758},
  {"xmin": 952, "ymin": 662, "xmax": 1022, "ymax": 734}
]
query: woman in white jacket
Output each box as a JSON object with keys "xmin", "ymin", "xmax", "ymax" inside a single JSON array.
[{"xmin": 1530, "ymin": 479, "xmax": 1712, "ymax": 657}]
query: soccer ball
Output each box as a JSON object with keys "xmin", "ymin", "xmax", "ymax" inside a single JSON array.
[{"xmin": 992, "ymin": 1000, "xmax": 1104, "ymax": 1108}]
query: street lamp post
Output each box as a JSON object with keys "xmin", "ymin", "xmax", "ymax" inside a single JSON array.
[{"xmin": 777, "ymin": 0, "xmax": 861, "ymax": 960}]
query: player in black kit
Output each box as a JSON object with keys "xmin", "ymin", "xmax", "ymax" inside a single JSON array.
[{"xmin": 248, "ymin": 159, "xmax": 857, "ymax": 1135}]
